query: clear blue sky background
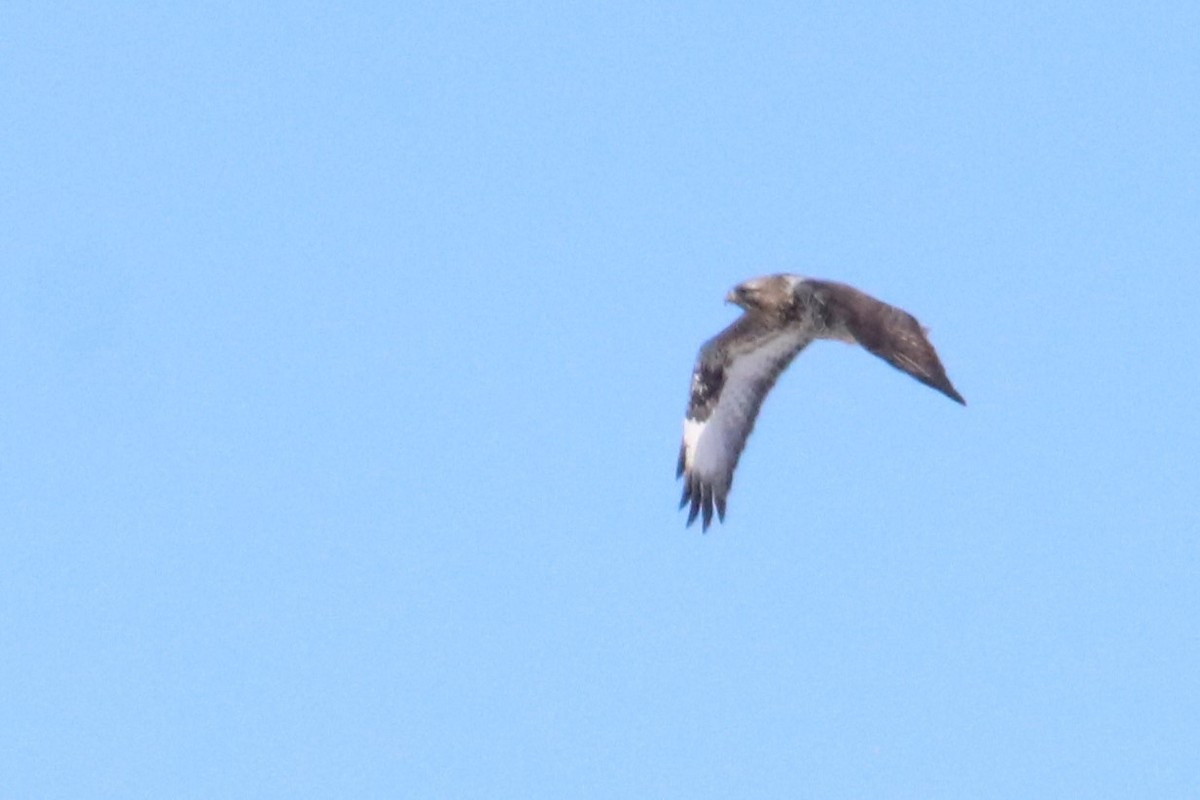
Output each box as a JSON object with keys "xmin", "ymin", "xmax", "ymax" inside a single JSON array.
[{"xmin": 3, "ymin": 3, "xmax": 1198, "ymax": 797}]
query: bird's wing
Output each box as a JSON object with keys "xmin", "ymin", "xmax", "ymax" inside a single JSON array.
[
  {"xmin": 811, "ymin": 281, "xmax": 966, "ymax": 405},
  {"xmin": 677, "ymin": 316, "xmax": 812, "ymax": 530}
]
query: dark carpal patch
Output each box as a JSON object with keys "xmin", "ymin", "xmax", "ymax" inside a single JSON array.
[{"xmin": 686, "ymin": 361, "xmax": 725, "ymax": 423}]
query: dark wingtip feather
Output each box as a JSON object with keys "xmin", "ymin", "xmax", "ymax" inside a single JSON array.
[
  {"xmin": 679, "ymin": 479, "xmax": 729, "ymax": 531},
  {"xmin": 917, "ymin": 372, "xmax": 966, "ymax": 406},
  {"xmin": 940, "ymin": 382, "xmax": 966, "ymax": 405},
  {"xmin": 686, "ymin": 490, "xmax": 701, "ymax": 526}
]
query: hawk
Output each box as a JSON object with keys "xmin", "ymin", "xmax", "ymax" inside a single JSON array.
[{"xmin": 677, "ymin": 274, "xmax": 965, "ymax": 530}]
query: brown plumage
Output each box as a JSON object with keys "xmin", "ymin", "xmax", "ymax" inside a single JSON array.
[{"xmin": 677, "ymin": 275, "xmax": 964, "ymax": 530}]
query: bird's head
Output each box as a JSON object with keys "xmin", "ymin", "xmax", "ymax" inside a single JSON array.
[{"xmin": 726, "ymin": 274, "xmax": 804, "ymax": 314}]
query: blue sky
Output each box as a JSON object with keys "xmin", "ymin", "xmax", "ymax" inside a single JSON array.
[{"xmin": 3, "ymin": 2, "xmax": 1198, "ymax": 797}]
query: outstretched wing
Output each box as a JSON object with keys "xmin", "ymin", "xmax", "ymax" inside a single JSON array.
[
  {"xmin": 811, "ymin": 281, "xmax": 966, "ymax": 405},
  {"xmin": 677, "ymin": 317, "xmax": 812, "ymax": 530}
]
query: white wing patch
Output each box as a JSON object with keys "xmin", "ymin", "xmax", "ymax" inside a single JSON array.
[{"xmin": 681, "ymin": 418, "xmax": 706, "ymax": 473}]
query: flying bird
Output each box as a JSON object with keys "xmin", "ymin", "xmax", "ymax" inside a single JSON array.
[{"xmin": 677, "ymin": 274, "xmax": 965, "ymax": 530}]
